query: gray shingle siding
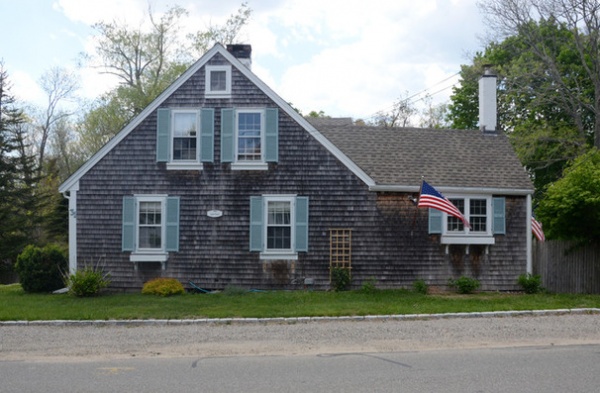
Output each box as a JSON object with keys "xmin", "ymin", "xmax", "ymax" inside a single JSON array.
[{"xmin": 73, "ymin": 47, "xmax": 530, "ymax": 292}]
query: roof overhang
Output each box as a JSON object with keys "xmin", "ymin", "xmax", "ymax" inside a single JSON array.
[{"xmin": 369, "ymin": 185, "xmax": 534, "ymax": 195}]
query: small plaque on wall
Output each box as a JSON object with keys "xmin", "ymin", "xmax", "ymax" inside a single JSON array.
[{"xmin": 207, "ymin": 210, "xmax": 223, "ymax": 218}]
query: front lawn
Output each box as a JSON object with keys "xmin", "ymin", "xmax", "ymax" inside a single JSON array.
[{"xmin": 1, "ymin": 284, "xmax": 599, "ymax": 321}]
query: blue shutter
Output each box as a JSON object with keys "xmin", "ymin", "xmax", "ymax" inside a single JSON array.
[
  {"xmin": 122, "ymin": 197, "xmax": 136, "ymax": 251},
  {"xmin": 428, "ymin": 208, "xmax": 443, "ymax": 234},
  {"xmin": 200, "ymin": 108, "xmax": 214, "ymax": 162},
  {"xmin": 265, "ymin": 108, "xmax": 279, "ymax": 162},
  {"xmin": 249, "ymin": 196, "xmax": 263, "ymax": 251},
  {"xmin": 156, "ymin": 108, "xmax": 171, "ymax": 162},
  {"xmin": 295, "ymin": 197, "xmax": 309, "ymax": 252},
  {"xmin": 492, "ymin": 197, "xmax": 506, "ymax": 235},
  {"xmin": 221, "ymin": 108, "xmax": 235, "ymax": 162},
  {"xmin": 165, "ymin": 197, "xmax": 180, "ymax": 252}
]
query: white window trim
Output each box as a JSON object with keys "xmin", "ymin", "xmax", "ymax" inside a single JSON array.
[
  {"xmin": 167, "ymin": 109, "xmax": 203, "ymax": 171},
  {"xmin": 440, "ymin": 195, "xmax": 495, "ymax": 245},
  {"xmin": 205, "ymin": 65, "xmax": 231, "ymax": 98},
  {"xmin": 130, "ymin": 195, "xmax": 168, "ymax": 259},
  {"xmin": 231, "ymin": 108, "xmax": 268, "ymax": 171},
  {"xmin": 260, "ymin": 195, "xmax": 298, "ymax": 260}
]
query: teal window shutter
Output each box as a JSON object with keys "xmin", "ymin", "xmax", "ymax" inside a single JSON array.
[
  {"xmin": 165, "ymin": 197, "xmax": 180, "ymax": 252},
  {"xmin": 492, "ymin": 197, "xmax": 506, "ymax": 235},
  {"xmin": 249, "ymin": 196, "xmax": 263, "ymax": 251},
  {"xmin": 221, "ymin": 108, "xmax": 235, "ymax": 162},
  {"xmin": 156, "ymin": 108, "xmax": 171, "ymax": 162},
  {"xmin": 428, "ymin": 208, "xmax": 443, "ymax": 234},
  {"xmin": 200, "ymin": 108, "xmax": 214, "ymax": 162},
  {"xmin": 122, "ymin": 196, "xmax": 136, "ymax": 251},
  {"xmin": 265, "ymin": 108, "xmax": 279, "ymax": 162},
  {"xmin": 295, "ymin": 197, "xmax": 309, "ymax": 252}
]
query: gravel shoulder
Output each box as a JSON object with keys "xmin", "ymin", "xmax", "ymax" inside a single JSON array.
[{"xmin": 2, "ymin": 312, "xmax": 600, "ymax": 362}]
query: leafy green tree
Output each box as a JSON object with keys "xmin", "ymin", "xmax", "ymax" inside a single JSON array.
[
  {"xmin": 536, "ymin": 148, "xmax": 600, "ymax": 244},
  {"xmin": 447, "ymin": 17, "xmax": 592, "ymax": 198}
]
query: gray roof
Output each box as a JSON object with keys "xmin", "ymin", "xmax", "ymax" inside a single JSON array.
[
  {"xmin": 316, "ymin": 123, "xmax": 533, "ymax": 192},
  {"xmin": 305, "ymin": 117, "xmax": 354, "ymax": 128}
]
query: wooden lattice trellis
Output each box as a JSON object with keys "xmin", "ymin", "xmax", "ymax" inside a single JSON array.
[{"xmin": 329, "ymin": 229, "xmax": 352, "ymax": 281}]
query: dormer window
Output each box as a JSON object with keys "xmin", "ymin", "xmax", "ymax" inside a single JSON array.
[{"xmin": 205, "ymin": 65, "xmax": 231, "ymax": 98}]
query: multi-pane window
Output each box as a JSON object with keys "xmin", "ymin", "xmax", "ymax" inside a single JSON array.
[
  {"xmin": 205, "ymin": 65, "xmax": 231, "ymax": 97},
  {"xmin": 267, "ymin": 201, "xmax": 291, "ymax": 250},
  {"xmin": 237, "ymin": 112, "xmax": 262, "ymax": 161},
  {"xmin": 469, "ymin": 199, "xmax": 487, "ymax": 232},
  {"xmin": 172, "ymin": 111, "xmax": 197, "ymax": 161},
  {"xmin": 138, "ymin": 201, "xmax": 162, "ymax": 249},
  {"xmin": 210, "ymin": 70, "xmax": 227, "ymax": 92},
  {"xmin": 447, "ymin": 198, "xmax": 465, "ymax": 232}
]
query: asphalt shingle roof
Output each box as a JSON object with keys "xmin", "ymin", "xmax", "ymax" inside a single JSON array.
[{"xmin": 314, "ymin": 123, "xmax": 533, "ymax": 191}]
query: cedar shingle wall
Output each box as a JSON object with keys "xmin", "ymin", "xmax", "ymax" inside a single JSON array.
[{"xmin": 76, "ymin": 54, "xmax": 528, "ymax": 291}]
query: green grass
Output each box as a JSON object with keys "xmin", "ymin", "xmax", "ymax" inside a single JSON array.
[{"xmin": 2, "ymin": 284, "xmax": 600, "ymax": 321}]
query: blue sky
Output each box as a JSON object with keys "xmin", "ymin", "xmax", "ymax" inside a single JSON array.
[{"xmin": 0, "ymin": 0, "xmax": 487, "ymax": 121}]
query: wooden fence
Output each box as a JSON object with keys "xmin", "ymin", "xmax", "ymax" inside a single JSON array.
[{"xmin": 533, "ymin": 240, "xmax": 600, "ymax": 294}]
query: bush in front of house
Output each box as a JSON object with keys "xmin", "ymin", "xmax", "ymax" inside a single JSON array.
[
  {"xmin": 15, "ymin": 244, "xmax": 67, "ymax": 293},
  {"xmin": 517, "ymin": 273, "xmax": 544, "ymax": 294},
  {"xmin": 331, "ymin": 267, "xmax": 351, "ymax": 291},
  {"xmin": 142, "ymin": 278, "xmax": 185, "ymax": 296},
  {"xmin": 413, "ymin": 279, "xmax": 429, "ymax": 295},
  {"xmin": 448, "ymin": 276, "xmax": 480, "ymax": 294},
  {"xmin": 65, "ymin": 263, "xmax": 111, "ymax": 297}
]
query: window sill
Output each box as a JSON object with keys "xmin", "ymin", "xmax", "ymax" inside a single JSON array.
[
  {"xmin": 130, "ymin": 252, "xmax": 169, "ymax": 270},
  {"xmin": 440, "ymin": 236, "xmax": 495, "ymax": 245},
  {"xmin": 205, "ymin": 93, "xmax": 231, "ymax": 99},
  {"xmin": 167, "ymin": 162, "xmax": 203, "ymax": 171},
  {"xmin": 231, "ymin": 162, "xmax": 268, "ymax": 171},
  {"xmin": 259, "ymin": 252, "xmax": 298, "ymax": 261}
]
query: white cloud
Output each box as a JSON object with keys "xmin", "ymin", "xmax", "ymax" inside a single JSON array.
[{"xmin": 10, "ymin": 69, "xmax": 45, "ymax": 105}]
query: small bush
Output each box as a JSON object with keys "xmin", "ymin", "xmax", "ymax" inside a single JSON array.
[
  {"xmin": 413, "ymin": 279, "xmax": 429, "ymax": 295},
  {"xmin": 142, "ymin": 278, "xmax": 185, "ymax": 297},
  {"xmin": 448, "ymin": 276, "xmax": 480, "ymax": 294},
  {"xmin": 518, "ymin": 273, "xmax": 543, "ymax": 294},
  {"xmin": 15, "ymin": 244, "xmax": 67, "ymax": 293},
  {"xmin": 360, "ymin": 277, "xmax": 378, "ymax": 293},
  {"xmin": 66, "ymin": 262, "xmax": 110, "ymax": 297},
  {"xmin": 331, "ymin": 267, "xmax": 351, "ymax": 291}
]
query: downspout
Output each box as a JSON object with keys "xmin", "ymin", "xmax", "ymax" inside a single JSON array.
[
  {"xmin": 61, "ymin": 182, "xmax": 79, "ymax": 274},
  {"xmin": 526, "ymin": 193, "xmax": 532, "ymax": 274}
]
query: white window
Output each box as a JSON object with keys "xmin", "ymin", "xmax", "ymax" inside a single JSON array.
[
  {"xmin": 440, "ymin": 195, "xmax": 495, "ymax": 245},
  {"xmin": 266, "ymin": 198, "xmax": 294, "ymax": 252},
  {"xmin": 122, "ymin": 195, "xmax": 180, "ymax": 266},
  {"xmin": 172, "ymin": 110, "xmax": 198, "ymax": 162},
  {"xmin": 236, "ymin": 110, "xmax": 265, "ymax": 167},
  {"xmin": 205, "ymin": 65, "xmax": 231, "ymax": 98}
]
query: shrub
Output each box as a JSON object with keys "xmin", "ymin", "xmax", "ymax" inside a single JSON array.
[
  {"xmin": 142, "ymin": 278, "xmax": 185, "ymax": 296},
  {"xmin": 360, "ymin": 277, "xmax": 378, "ymax": 293},
  {"xmin": 66, "ymin": 262, "xmax": 110, "ymax": 297},
  {"xmin": 15, "ymin": 244, "xmax": 67, "ymax": 293},
  {"xmin": 448, "ymin": 276, "xmax": 480, "ymax": 294},
  {"xmin": 413, "ymin": 279, "xmax": 429, "ymax": 295},
  {"xmin": 331, "ymin": 267, "xmax": 351, "ymax": 291},
  {"xmin": 518, "ymin": 273, "xmax": 543, "ymax": 294}
]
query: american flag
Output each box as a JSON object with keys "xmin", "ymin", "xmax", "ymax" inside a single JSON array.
[
  {"xmin": 418, "ymin": 180, "xmax": 471, "ymax": 229},
  {"xmin": 532, "ymin": 216, "xmax": 545, "ymax": 242}
]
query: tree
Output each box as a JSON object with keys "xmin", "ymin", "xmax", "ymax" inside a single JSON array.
[
  {"xmin": 370, "ymin": 92, "xmax": 417, "ymax": 127},
  {"xmin": 447, "ymin": 17, "xmax": 592, "ymax": 198},
  {"xmin": 0, "ymin": 62, "xmax": 40, "ymax": 266},
  {"xmin": 478, "ymin": 0, "xmax": 600, "ymax": 149},
  {"xmin": 536, "ymin": 148, "xmax": 600, "ymax": 244},
  {"xmin": 34, "ymin": 67, "xmax": 78, "ymax": 177},
  {"xmin": 77, "ymin": 2, "xmax": 253, "ymax": 159}
]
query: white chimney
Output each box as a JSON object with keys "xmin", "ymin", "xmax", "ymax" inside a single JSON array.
[
  {"xmin": 227, "ymin": 44, "xmax": 252, "ymax": 69},
  {"xmin": 478, "ymin": 66, "xmax": 497, "ymax": 133}
]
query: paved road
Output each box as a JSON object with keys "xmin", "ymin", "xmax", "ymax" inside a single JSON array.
[{"xmin": 2, "ymin": 344, "xmax": 600, "ymax": 392}]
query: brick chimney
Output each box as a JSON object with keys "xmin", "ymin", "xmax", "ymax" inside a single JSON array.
[
  {"xmin": 478, "ymin": 65, "xmax": 497, "ymax": 133},
  {"xmin": 227, "ymin": 44, "xmax": 252, "ymax": 69}
]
